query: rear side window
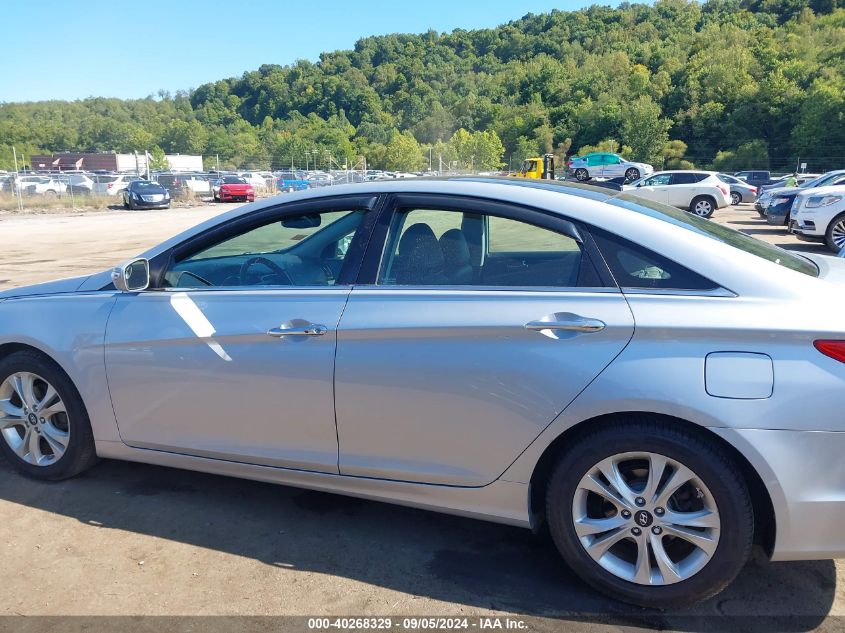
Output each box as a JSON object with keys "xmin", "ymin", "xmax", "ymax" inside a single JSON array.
[
  {"xmin": 671, "ymin": 172, "xmax": 708, "ymax": 184},
  {"xmin": 592, "ymin": 229, "xmax": 719, "ymax": 291}
]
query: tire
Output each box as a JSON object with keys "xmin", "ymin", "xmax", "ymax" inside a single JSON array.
[
  {"xmin": 824, "ymin": 212, "xmax": 845, "ymax": 253},
  {"xmin": 689, "ymin": 196, "xmax": 715, "ymax": 218},
  {"xmin": 574, "ymin": 168, "xmax": 590, "ymax": 182},
  {"xmin": 123, "ymin": 199, "xmax": 130, "ymax": 210},
  {"xmin": 546, "ymin": 418, "xmax": 753, "ymax": 609},
  {"xmin": 0, "ymin": 350, "xmax": 98, "ymax": 481},
  {"xmin": 625, "ymin": 168, "xmax": 640, "ymax": 181},
  {"xmin": 730, "ymin": 192, "xmax": 741, "ymax": 206},
  {"xmin": 44, "ymin": 190, "xmax": 57, "ymax": 197},
  {"xmin": 128, "ymin": 198, "xmax": 135, "ymax": 210},
  {"xmin": 756, "ymin": 209, "xmax": 767, "ymax": 219}
]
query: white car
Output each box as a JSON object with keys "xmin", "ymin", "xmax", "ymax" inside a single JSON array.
[
  {"xmin": 568, "ymin": 152, "xmax": 654, "ymax": 182},
  {"xmin": 790, "ymin": 184, "xmax": 845, "ymax": 252},
  {"xmin": 92, "ymin": 174, "xmax": 138, "ymax": 196},
  {"xmin": 623, "ymin": 170, "xmax": 731, "ymax": 218},
  {"xmin": 15, "ymin": 175, "xmax": 67, "ymax": 196},
  {"xmin": 237, "ymin": 172, "xmax": 270, "ymax": 191}
]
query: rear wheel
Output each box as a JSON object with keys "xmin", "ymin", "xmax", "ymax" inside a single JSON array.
[
  {"xmin": 689, "ymin": 196, "xmax": 715, "ymax": 218},
  {"xmin": 730, "ymin": 192, "xmax": 741, "ymax": 206},
  {"xmin": 546, "ymin": 419, "xmax": 753, "ymax": 608},
  {"xmin": 824, "ymin": 212, "xmax": 845, "ymax": 252},
  {"xmin": 625, "ymin": 168, "xmax": 640, "ymax": 181},
  {"xmin": 44, "ymin": 190, "xmax": 57, "ymax": 197},
  {"xmin": 575, "ymin": 168, "xmax": 589, "ymax": 182},
  {"xmin": 0, "ymin": 351, "xmax": 97, "ymax": 480}
]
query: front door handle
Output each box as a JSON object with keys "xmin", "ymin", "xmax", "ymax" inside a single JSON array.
[
  {"xmin": 267, "ymin": 321, "xmax": 328, "ymax": 337},
  {"xmin": 525, "ymin": 314, "xmax": 606, "ymax": 333}
]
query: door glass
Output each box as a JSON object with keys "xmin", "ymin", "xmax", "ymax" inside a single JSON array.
[
  {"xmin": 643, "ymin": 174, "xmax": 671, "ymax": 186},
  {"xmin": 164, "ymin": 210, "xmax": 364, "ymax": 288},
  {"xmin": 670, "ymin": 172, "xmax": 699, "ymax": 185},
  {"xmin": 378, "ymin": 208, "xmax": 583, "ymax": 287}
]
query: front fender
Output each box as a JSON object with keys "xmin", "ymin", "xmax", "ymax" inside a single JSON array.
[{"xmin": 0, "ymin": 292, "xmax": 120, "ymax": 442}]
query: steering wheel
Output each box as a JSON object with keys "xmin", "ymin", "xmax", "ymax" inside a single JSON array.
[{"xmin": 238, "ymin": 256, "xmax": 294, "ymax": 286}]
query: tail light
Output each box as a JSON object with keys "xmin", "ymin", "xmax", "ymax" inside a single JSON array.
[
  {"xmin": 750, "ymin": 187, "xmax": 757, "ymax": 194},
  {"xmin": 814, "ymin": 340, "xmax": 845, "ymax": 364},
  {"xmin": 107, "ymin": 183, "xmax": 113, "ymax": 189},
  {"xmin": 718, "ymin": 184, "xmax": 729, "ymax": 196}
]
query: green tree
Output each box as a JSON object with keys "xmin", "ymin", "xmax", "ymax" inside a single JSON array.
[
  {"xmin": 148, "ymin": 146, "xmax": 169, "ymax": 171},
  {"xmin": 621, "ymin": 97, "xmax": 671, "ymax": 165},
  {"xmin": 382, "ymin": 130, "xmax": 425, "ymax": 172}
]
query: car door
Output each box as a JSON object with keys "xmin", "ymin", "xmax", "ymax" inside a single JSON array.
[
  {"xmin": 333, "ymin": 195, "xmax": 635, "ymax": 487},
  {"xmin": 104, "ymin": 195, "xmax": 379, "ymax": 473},
  {"xmin": 602, "ymin": 154, "xmax": 624, "ymax": 178},
  {"xmin": 630, "ymin": 173, "xmax": 671, "ymax": 204},
  {"xmin": 666, "ymin": 172, "xmax": 701, "ymax": 207}
]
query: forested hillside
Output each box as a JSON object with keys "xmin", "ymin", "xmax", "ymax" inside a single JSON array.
[{"xmin": 1, "ymin": 0, "xmax": 843, "ymax": 172}]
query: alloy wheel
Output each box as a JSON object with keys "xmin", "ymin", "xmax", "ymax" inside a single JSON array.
[
  {"xmin": 625, "ymin": 168, "xmax": 640, "ymax": 181},
  {"xmin": 572, "ymin": 451, "xmax": 720, "ymax": 586},
  {"xmin": 831, "ymin": 220, "xmax": 845, "ymax": 249},
  {"xmin": 0, "ymin": 372, "xmax": 70, "ymax": 466},
  {"xmin": 731, "ymin": 193, "xmax": 741, "ymax": 206},
  {"xmin": 692, "ymin": 200, "xmax": 713, "ymax": 217}
]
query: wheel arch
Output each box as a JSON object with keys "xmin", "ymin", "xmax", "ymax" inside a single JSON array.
[{"xmin": 527, "ymin": 411, "xmax": 776, "ymax": 557}]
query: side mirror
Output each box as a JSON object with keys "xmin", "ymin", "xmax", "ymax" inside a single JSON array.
[{"xmin": 111, "ymin": 258, "xmax": 150, "ymax": 292}]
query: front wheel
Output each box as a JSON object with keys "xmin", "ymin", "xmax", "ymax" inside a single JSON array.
[
  {"xmin": 546, "ymin": 419, "xmax": 753, "ymax": 608},
  {"xmin": 0, "ymin": 351, "xmax": 98, "ymax": 480},
  {"xmin": 574, "ymin": 168, "xmax": 589, "ymax": 182},
  {"xmin": 824, "ymin": 212, "xmax": 845, "ymax": 252},
  {"xmin": 689, "ymin": 196, "xmax": 715, "ymax": 218}
]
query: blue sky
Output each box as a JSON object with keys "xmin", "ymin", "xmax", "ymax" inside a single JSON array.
[{"xmin": 0, "ymin": 0, "xmax": 622, "ymax": 103}]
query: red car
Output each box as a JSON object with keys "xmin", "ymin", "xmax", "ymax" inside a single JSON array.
[{"xmin": 214, "ymin": 176, "xmax": 255, "ymax": 203}]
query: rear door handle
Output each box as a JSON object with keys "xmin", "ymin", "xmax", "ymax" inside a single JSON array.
[
  {"xmin": 267, "ymin": 321, "xmax": 328, "ymax": 337},
  {"xmin": 525, "ymin": 315, "xmax": 606, "ymax": 333}
]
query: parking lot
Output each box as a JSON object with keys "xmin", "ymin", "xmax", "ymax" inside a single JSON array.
[{"xmin": 0, "ymin": 202, "xmax": 842, "ymax": 627}]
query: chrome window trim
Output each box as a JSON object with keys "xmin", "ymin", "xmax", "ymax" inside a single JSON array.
[
  {"xmin": 620, "ymin": 286, "xmax": 736, "ymax": 298},
  {"xmin": 347, "ymin": 285, "xmax": 622, "ymax": 294}
]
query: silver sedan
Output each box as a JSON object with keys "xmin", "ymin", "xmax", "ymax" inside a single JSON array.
[{"xmin": 1, "ymin": 178, "xmax": 844, "ymax": 609}]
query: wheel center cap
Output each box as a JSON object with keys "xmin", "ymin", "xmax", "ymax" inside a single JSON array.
[
  {"xmin": 634, "ymin": 510, "xmax": 653, "ymax": 528},
  {"xmin": 27, "ymin": 413, "xmax": 38, "ymax": 425}
]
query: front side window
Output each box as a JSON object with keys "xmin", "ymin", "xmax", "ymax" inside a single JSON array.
[
  {"xmin": 164, "ymin": 210, "xmax": 364, "ymax": 288},
  {"xmin": 643, "ymin": 174, "xmax": 671, "ymax": 186},
  {"xmin": 377, "ymin": 208, "xmax": 584, "ymax": 287}
]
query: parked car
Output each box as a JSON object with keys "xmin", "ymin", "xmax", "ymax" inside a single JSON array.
[
  {"xmin": 52, "ymin": 173, "xmax": 95, "ymax": 195},
  {"xmin": 15, "ymin": 175, "xmax": 67, "ymax": 196},
  {"xmin": 213, "ymin": 175, "xmax": 254, "ymax": 202},
  {"xmin": 623, "ymin": 170, "xmax": 731, "ymax": 217},
  {"xmin": 122, "ymin": 180, "xmax": 170, "ymax": 210},
  {"xmin": 717, "ymin": 174, "xmax": 757, "ymax": 205},
  {"xmin": 237, "ymin": 172, "xmax": 271, "ymax": 192},
  {"xmin": 789, "ymin": 184, "xmax": 845, "ymax": 251},
  {"xmin": 154, "ymin": 173, "xmax": 210, "ymax": 197},
  {"xmin": 733, "ymin": 170, "xmax": 772, "ymax": 189},
  {"xmin": 92, "ymin": 174, "xmax": 137, "ymax": 196},
  {"xmin": 756, "ymin": 170, "xmax": 845, "ymax": 218},
  {"xmin": 1, "ymin": 177, "xmax": 844, "ymax": 610},
  {"xmin": 275, "ymin": 171, "xmax": 310, "ymax": 193},
  {"xmin": 759, "ymin": 173, "xmax": 821, "ymax": 194},
  {"xmin": 568, "ymin": 153, "xmax": 653, "ymax": 182},
  {"xmin": 766, "ymin": 174, "xmax": 845, "ymax": 226}
]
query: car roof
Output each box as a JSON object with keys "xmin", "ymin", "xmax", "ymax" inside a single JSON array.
[{"xmin": 133, "ymin": 177, "xmax": 820, "ymax": 299}]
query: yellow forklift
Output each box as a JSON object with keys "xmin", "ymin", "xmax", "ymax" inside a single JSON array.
[{"xmin": 513, "ymin": 154, "xmax": 556, "ymax": 179}]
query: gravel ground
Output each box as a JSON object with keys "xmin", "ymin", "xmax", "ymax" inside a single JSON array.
[{"xmin": 0, "ymin": 201, "xmax": 842, "ymax": 629}]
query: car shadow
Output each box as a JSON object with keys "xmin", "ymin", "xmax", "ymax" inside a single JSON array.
[{"xmin": 0, "ymin": 457, "xmax": 836, "ymax": 629}]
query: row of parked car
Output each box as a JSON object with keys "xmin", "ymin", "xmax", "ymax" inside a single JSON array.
[{"xmin": 751, "ymin": 169, "xmax": 845, "ymax": 252}]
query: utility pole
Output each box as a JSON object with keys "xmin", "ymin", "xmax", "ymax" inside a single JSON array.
[
  {"xmin": 12, "ymin": 146, "xmax": 23, "ymax": 212},
  {"xmin": 429, "ymin": 146, "xmax": 432, "ymax": 172}
]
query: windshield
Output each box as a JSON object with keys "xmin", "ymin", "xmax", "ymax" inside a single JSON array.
[
  {"xmin": 222, "ymin": 176, "xmax": 247, "ymax": 184},
  {"xmin": 134, "ymin": 181, "xmax": 161, "ymax": 189},
  {"xmin": 520, "ymin": 160, "xmax": 538, "ymax": 173},
  {"xmin": 611, "ymin": 194, "xmax": 818, "ymax": 277}
]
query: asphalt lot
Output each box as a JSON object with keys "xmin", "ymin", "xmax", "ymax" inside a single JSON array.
[{"xmin": 0, "ymin": 201, "xmax": 842, "ymax": 628}]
